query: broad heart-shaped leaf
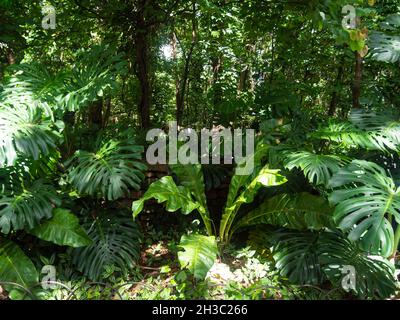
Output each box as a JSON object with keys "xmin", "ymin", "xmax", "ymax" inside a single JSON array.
[
  {"xmin": 0, "ymin": 239, "xmax": 38, "ymax": 297},
  {"xmin": 0, "ymin": 179, "xmax": 61, "ymax": 234},
  {"xmin": 370, "ymin": 31, "xmax": 400, "ymax": 63},
  {"xmin": 132, "ymin": 176, "xmax": 199, "ymax": 218},
  {"xmin": 220, "ymin": 165, "xmax": 287, "ymax": 242},
  {"xmin": 318, "ymin": 232, "xmax": 396, "ymax": 299},
  {"xmin": 29, "ymin": 209, "xmax": 92, "ymax": 248},
  {"xmin": 284, "ymin": 151, "xmax": 345, "ymax": 186},
  {"xmin": 233, "ymin": 193, "xmax": 334, "ymax": 233},
  {"xmin": 59, "ymin": 47, "xmax": 127, "ymax": 112},
  {"xmin": 329, "ymin": 160, "xmax": 400, "ymax": 257},
  {"xmin": 178, "ymin": 234, "xmax": 218, "ymax": 280},
  {"xmin": 67, "ymin": 140, "xmax": 146, "ymax": 201},
  {"xmin": 171, "ymin": 164, "xmax": 212, "ymax": 235},
  {"xmin": 0, "ymin": 103, "xmax": 58, "ymax": 167},
  {"xmin": 71, "ymin": 212, "xmax": 142, "ymax": 281},
  {"xmin": 312, "ymin": 121, "xmax": 400, "ymax": 153},
  {"xmin": 268, "ymin": 230, "xmax": 396, "ymax": 298},
  {"xmin": 272, "ymin": 231, "xmax": 324, "ymax": 285}
]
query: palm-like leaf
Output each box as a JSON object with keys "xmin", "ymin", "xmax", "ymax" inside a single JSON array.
[
  {"xmin": 0, "ymin": 104, "xmax": 58, "ymax": 167},
  {"xmin": 318, "ymin": 232, "xmax": 396, "ymax": 299},
  {"xmin": 71, "ymin": 212, "xmax": 142, "ymax": 281},
  {"xmin": 269, "ymin": 230, "xmax": 396, "ymax": 298},
  {"xmin": 0, "ymin": 179, "xmax": 60, "ymax": 234},
  {"xmin": 60, "ymin": 46, "xmax": 127, "ymax": 111},
  {"xmin": 349, "ymin": 109, "xmax": 400, "ymax": 131},
  {"xmin": 329, "ymin": 160, "xmax": 400, "ymax": 257},
  {"xmin": 67, "ymin": 140, "xmax": 146, "ymax": 201},
  {"xmin": 284, "ymin": 151, "xmax": 345, "ymax": 186},
  {"xmin": 370, "ymin": 31, "xmax": 400, "ymax": 63},
  {"xmin": 0, "ymin": 46, "xmax": 127, "ymax": 114},
  {"xmin": 312, "ymin": 121, "xmax": 399, "ymax": 152},
  {"xmin": 0, "ymin": 63, "xmax": 65, "ymax": 110},
  {"xmin": 368, "ymin": 14, "xmax": 400, "ymax": 63},
  {"xmin": 272, "ymin": 231, "xmax": 324, "ymax": 285}
]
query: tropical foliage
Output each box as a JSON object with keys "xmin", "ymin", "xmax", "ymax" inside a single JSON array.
[{"xmin": 1, "ymin": 0, "xmax": 400, "ymax": 301}]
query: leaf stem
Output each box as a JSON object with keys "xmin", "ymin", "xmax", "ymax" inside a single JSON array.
[{"xmin": 391, "ymin": 224, "xmax": 400, "ymax": 259}]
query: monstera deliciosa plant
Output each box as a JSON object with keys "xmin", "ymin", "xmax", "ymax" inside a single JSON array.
[{"xmin": 0, "ymin": 46, "xmax": 146, "ymax": 298}]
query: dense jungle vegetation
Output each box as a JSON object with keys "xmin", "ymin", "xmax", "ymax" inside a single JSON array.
[{"xmin": 2, "ymin": 0, "xmax": 400, "ymax": 300}]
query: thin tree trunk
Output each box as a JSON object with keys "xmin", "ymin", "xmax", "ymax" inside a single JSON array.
[
  {"xmin": 102, "ymin": 99, "xmax": 112, "ymax": 128},
  {"xmin": 6, "ymin": 49, "xmax": 15, "ymax": 65},
  {"xmin": 237, "ymin": 67, "xmax": 248, "ymax": 93},
  {"xmin": 352, "ymin": 51, "xmax": 363, "ymax": 109},
  {"xmin": 89, "ymin": 100, "xmax": 103, "ymax": 133},
  {"xmin": 212, "ymin": 56, "xmax": 223, "ymax": 107},
  {"xmin": 328, "ymin": 60, "xmax": 344, "ymax": 116},
  {"xmin": 135, "ymin": 0, "xmax": 151, "ymax": 129},
  {"xmin": 176, "ymin": 2, "xmax": 197, "ymax": 126}
]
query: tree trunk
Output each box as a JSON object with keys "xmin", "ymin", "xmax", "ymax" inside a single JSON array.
[
  {"xmin": 212, "ymin": 56, "xmax": 223, "ymax": 107},
  {"xmin": 176, "ymin": 2, "xmax": 197, "ymax": 126},
  {"xmin": 328, "ymin": 60, "xmax": 344, "ymax": 116},
  {"xmin": 102, "ymin": 99, "xmax": 112, "ymax": 128},
  {"xmin": 352, "ymin": 51, "xmax": 363, "ymax": 109},
  {"xmin": 6, "ymin": 49, "xmax": 15, "ymax": 65},
  {"xmin": 135, "ymin": 0, "xmax": 151, "ymax": 129},
  {"xmin": 238, "ymin": 67, "xmax": 248, "ymax": 93},
  {"xmin": 88, "ymin": 100, "xmax": 103, "ymax": 134}
]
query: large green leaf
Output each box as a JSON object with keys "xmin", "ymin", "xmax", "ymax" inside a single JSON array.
[
  {"xmin": 0, "ymin": 179, "xmax": 61, "ymax": 234},
  {"xmin": 132, "ymin": 176, "xmax": 199, "ymax": 218},
  {"xmin": 71, "ymin": 212, "xmax": 142, "ymax": 281},
  {"xmin": 0, "ymin": 239, "xmax": 38, "ymax": 296},
  {"xmin": 225, "ymin": 143, "xmax": 269, "ymax": 208},
  {"xmin": 0, "ymin": 63, "xmax": 66, "ymax": 109},
  {"xmin": 178, "ymin": 233, "xmax": 218, "ymax": 280},
  {"xmin": 0, "ymin": 104, "xmax": 58, "ymax": 167},
  {"xmin": 67, "ymin": 140, "xmax": 146, "ymax": 201},
  {"xmin": 0, "ymin": 47, "xmax": 127, "ymax": 114},
  {"xmin": 312, "ymin": 121, "xmax": 400, "ymax": 153},
  {"xmin": 370, "ymin": 31, "xmax": 400, "ymax": 64},
  {"xmin": 234, "ymin": 193, "xmax": 334, "ymax": 232},
  {"xmin": 284, "ymin": 151, "xmax": 345, "ymax": 186},
  {"xmin": 329, "ymin": 160, "xmax": 400, "ymax": 257},
  {"xmin": 30, "ymin": 209, "xmax": 92, "ymax": 248},
  {"xmin": 171, "ymin": 164, "xmax": 212, "ymax": 235},
  {"xmin": 269, "ymin": 230, "xmax": 396, "ymax": 298},
  {"xmin": 60, "ymin": 46, "xmax": 127, "ymax": 112},
  {"xmin": 318, "ymin": 232, "xmax": 396, "ymax": 299},
  {"xmin": 220, "ymin": 164, "xmax": 287, "ymax": 242},
  {"xmin": 272, "ymin": 231, "xmax": 324, "ymax": 285}
]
